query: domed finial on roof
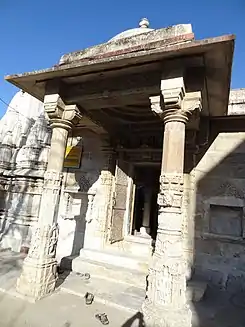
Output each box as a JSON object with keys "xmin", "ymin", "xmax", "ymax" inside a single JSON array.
[{"xmin": 139, "ymin": 18, "xmax": 150, "ymax": 29}]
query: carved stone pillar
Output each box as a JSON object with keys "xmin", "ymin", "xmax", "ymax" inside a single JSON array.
[
  {"xmin": 142, "ymin": 77, "xmax": 201, "ymax": 327},
  {"xmin": 16, "ymin": 91, "xmax": 82, "ymax": 300},
  {"xmin": 99, "ymin": 137, "xmax": 115, "ymax": 245}
]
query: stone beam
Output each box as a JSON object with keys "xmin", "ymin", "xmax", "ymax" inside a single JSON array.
[{"xmin": 62, "ymin": 70, "xmax": 160, "ymax": 104}]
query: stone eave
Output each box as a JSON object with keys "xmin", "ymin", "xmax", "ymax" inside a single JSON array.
[{"xmin": 5, "ymin": 34, "xmax": 234, "ymax": 118}]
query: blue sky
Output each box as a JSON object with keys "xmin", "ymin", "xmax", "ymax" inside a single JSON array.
[{"xmin": 0, "ymin": 0, "xmax": 244, "ymax": 116}]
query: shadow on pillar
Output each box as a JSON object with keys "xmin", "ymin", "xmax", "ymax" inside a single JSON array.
[{"xmin": 191, "ymin": 122, "xmax": 245, "ymax": 327}]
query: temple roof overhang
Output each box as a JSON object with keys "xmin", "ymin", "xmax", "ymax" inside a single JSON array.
[
  {"xmin": 5, "ymin": 22, "xmax": 235, "ymax": 140},
  {"xmin": 6, "ymin": 34, "xmax": 234, "ymax": 114}
]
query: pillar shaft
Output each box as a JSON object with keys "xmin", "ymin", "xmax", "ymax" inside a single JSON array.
[
  {"xmin": 16, "ymin": 96, "xmax": 81, "ymax": 300},
  {"xmin": 47, "ymin": 125, "xmax": 69, "ymax": 172},
  {"xmin": 143, "ymin": 116, "xmax": 190, "ymax": 327},
  {"xmin": 100, "ymin": 139, "xmax": 115, "ymax": 244},
  {"xmin": 161, "ymin": 120, "xmax": 185, "ymax": 174},
  {"xmin": 143, "ymin": 78, "xmax": 202, "ymax": 327}
]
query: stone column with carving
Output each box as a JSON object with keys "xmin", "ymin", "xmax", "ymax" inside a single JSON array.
[
  {"xmin": 98, "ymin": 136, "xmax": 115, "ymax": 245},
  {"xmin": 16, "ymin": 89, "xmax": 82, "ymax": 300},
  {"xmin": 142, "ymin": 77, "xmax": 201, "ymax": 327}
]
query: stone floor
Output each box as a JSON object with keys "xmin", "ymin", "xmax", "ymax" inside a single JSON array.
[
  {"xmin": 1, "ymin": 250, "xmax": 245, "ymax": 327},
  {"xmin": 0, "ymin": 290, "xmax": 144, "ymax": 327}
]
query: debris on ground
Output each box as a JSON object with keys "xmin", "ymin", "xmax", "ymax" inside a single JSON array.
[
  {"xmin": 95, "ymin": 313, "xmax": 109, "ymax": 325},
  {"xmin": 85, "ymin": 292, "xmax": 94, "ymax": 305}
]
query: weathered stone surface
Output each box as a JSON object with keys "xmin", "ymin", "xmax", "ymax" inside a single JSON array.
[
  {"xmin": 16, "ymin": 223, "xmax": 59, "ymax": 299},
  {"xmin": 228, "ymin": 89, "xmax": 245, "ymax": 115},
  {"xmin": 0, "ymin": 34, "xmax": 244, "ymax": 327},
  {"xmin": 59, "ymin": 24, "xmax": 193, "ymax": 65}
]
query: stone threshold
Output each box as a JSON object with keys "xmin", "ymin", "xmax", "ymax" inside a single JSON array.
[
  {"xmin": 60, "ymin": 273, "xmax": 145, "ymax": 313},
  {"xmin": 61, "ymin": 253, "xmax": 147, "ymax": 289}
]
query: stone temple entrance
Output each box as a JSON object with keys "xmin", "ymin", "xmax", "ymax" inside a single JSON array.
[
  {"xmin": 4, "ymin": 18, "xmax": 235, "ymax": 327},
  {"xmin": 131, "ymin": 165, "xmax": 160, "ymax": 240}
]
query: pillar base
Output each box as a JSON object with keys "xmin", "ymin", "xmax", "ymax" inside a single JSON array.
[
  {"xmin": 16, "ymin": 223, "xmax": 59, "ymax": 300},
  {"xmin": 16, "ymin": 256, "xmax": 58, "ymax": 300},
  {"xmin": 142, "ymin": 299, "xmax": 191, "ymax": 327}
]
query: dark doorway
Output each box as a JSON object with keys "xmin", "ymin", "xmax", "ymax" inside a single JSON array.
[{"xmin": 131, "ymin": 166, "xmax": 160, "ymax": 240}]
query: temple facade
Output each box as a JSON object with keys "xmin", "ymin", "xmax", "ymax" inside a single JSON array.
[{"xmin": 1, "ymin": 19, "xmax": 244, "ymax": 326}]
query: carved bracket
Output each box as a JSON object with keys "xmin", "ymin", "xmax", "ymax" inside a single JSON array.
[{"xmin": 161, "ymin": 77, "xmax": 185, "ymax": 109}]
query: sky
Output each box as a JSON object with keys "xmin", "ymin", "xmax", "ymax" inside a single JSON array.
[{"xmin": 0, "ymin": 0, "xmax": 244, "ymax": 117}]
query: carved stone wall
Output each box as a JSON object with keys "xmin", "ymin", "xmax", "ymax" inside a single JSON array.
[
  {"xmin": 0, "ymin": 91, "xmax": 51, "ymax": 252},
  {"xmin": 194, "ymin": 130, "xmax": 245, "ymax": 291},
  {"xmin": 0, "ymin": 91, "xmax": 111, "ymax": 258}
]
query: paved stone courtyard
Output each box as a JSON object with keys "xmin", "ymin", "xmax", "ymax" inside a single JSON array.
[{"xmin": 1, "ymin": 251, "xmax": 245, "ymax": 327}]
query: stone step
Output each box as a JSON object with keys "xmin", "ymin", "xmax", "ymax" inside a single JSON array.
[
  {"xmin": 79, "ymin": 249, "xmax": 149, "ymax": 272},
  {"xmin": 60, "ymin": 273, "xmax": 145, "ymax": 313},
  {"xmin": 61, "ymin": 255, "xmax": 147, "ymax": 289},
  {"xmin": 60, "ymin": 273, "xmax": 207, "ymax": 315}
]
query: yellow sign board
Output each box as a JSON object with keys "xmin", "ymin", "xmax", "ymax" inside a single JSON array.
[{"xmin": 64, "ymin": 146, "xmax": 82, "ymax": 169}]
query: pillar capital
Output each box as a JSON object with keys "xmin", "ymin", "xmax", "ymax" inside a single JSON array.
[
  {"xmin": 44, "ymin": 93, "xmax": 82, "ymax": 128},
  {"xmin": 150, "ymin": 91, "xmax": 202, "ymax": 125}
]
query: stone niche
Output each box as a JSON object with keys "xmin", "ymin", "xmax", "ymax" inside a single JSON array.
[
  {"xmin": 203, "ymin": 196, "xmax": 245, "ymax": 240},
  {"xmin": 209, "ymin": 204, "xmax": 243, "ymax": 238},
  {"xmin": 195, "ymin": 194, "xmax": 245, "ymax": 290}
]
